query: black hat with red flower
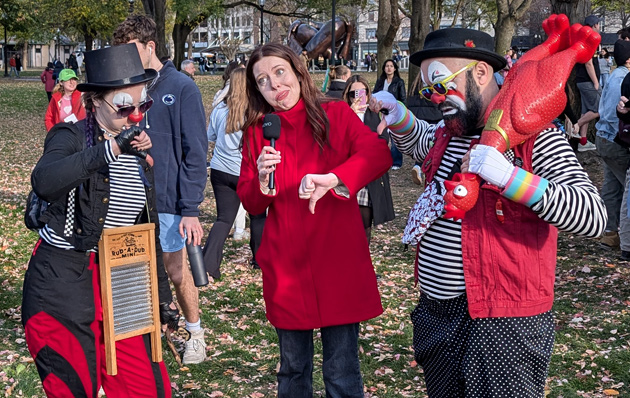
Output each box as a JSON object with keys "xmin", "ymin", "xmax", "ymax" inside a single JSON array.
[{"xmin": 409, "ymin": 28, "xmax": 507, "ymax": 72}]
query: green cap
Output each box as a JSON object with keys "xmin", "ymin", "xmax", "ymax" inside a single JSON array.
[{"xmin": 58, "ymin": 69, "xmax": 78, "ymax": 82}]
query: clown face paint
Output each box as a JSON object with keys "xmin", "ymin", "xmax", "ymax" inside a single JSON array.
[
  {"xmin": 95, "ymin": 84, "xmax": 148, "ymax": 136},
  {"xmin": 421, "ymin": 59, "xmax": 483, "ymax": 136}
]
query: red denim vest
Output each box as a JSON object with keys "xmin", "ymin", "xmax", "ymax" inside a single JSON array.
[{"xmin": 423, "ymin": 127, "xmax": 558, "ymax": 318}]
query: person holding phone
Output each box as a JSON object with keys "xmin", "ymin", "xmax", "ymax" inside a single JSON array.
[{"xmin": 342, "ymin": 75, "xmax": 395, "ymax": 244}]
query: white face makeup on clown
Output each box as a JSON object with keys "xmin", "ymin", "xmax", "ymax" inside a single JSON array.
[
  {"xmin": 95, "ymin": 84, "xmax": 148, "ymax": 136},
  {"xmin": 421, "ymin": 60, "xmax": 467, "ymax": 116}
]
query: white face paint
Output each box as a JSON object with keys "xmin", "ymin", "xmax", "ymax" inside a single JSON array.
[
  {"xmin": 111, "ymin": 87, "xmax": 147, "ymax": 107},
  {"xmin": 425, "ymin": 60, "xmax": 467, "ymax": 116}
]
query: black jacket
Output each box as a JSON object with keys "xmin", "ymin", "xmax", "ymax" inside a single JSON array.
[
  {"xmin": 326, "ymin": 79, "xmax": 347, "ymax": 99},
  {"xmin": 405, "ymin": 93, "xmax": 443, "ymax": 124},
  {"xmin": 32, "ymin": 121, "xmax": 172, "ymax": 304},
  {"xmin": 362, "ymin": 109, "xmax": 395, "ymax": 226},
  {"xmin": 373, "ymin": 75, "xmax": 406, "ymax": 103}
]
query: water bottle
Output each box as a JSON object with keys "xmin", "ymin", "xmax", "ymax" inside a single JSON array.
[{"xmin": 186, "ymin": 242, "xmax": 208, "ymax": 287}]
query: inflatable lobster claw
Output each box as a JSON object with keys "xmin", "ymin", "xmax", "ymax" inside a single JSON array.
[{"xmin": 443, "ymin": 14, "xmax": 601, "ymax": 221}]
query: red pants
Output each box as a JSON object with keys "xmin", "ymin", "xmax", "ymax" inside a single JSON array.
[{"xmin": 22, "ymin": 240, "xmax": 171, "ymax": 398}]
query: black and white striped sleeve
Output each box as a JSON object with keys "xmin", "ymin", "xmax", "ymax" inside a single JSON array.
[
  {"xmin": 389, "ymin": 118, "xmax": 441, "ymax": 163},
  {"xmin": 530, "ymin": 128, "xmax": 607, "ymax": 237}
]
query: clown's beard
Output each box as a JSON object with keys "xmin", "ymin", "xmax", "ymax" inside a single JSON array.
[{"xmin": 441, "ymin": 72, "xmax": 484, "ymax": 137}]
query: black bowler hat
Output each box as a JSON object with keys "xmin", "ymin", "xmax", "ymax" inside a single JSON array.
[
  {"xmin": 409, "ymin": 28, "xmax": 507, "ymax": 72},
  {"xmin": 77, "ymin": 43, "xmax": 157, "ymax": 92}
]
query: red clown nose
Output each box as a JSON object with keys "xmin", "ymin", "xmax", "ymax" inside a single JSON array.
[{"xmin": 128, "ymin": 112, "xmax": 144, "ymax": 123}]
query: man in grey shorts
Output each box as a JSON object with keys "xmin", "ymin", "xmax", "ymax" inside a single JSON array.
[{"xmin": 573, "ymin": 15, "xmax": 601, "ymax": 152}]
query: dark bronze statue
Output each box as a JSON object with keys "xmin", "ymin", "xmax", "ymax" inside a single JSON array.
[{"xmin": 288, "ymin": 18, "xmax": 354, "ymax": 61}]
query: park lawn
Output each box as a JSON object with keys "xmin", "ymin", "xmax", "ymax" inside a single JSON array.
[{"xmin": 0, "ymin": 73, "xmax": 628, "ymax": 398}]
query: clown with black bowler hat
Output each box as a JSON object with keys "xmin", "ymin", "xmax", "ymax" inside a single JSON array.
[
  {"xmin": 370, "ymin": 26, "xmax": 606, "ymax": 397},
  {"xmin": 22, "ymin": 43, "xmax": 178, "ymax": 398}
]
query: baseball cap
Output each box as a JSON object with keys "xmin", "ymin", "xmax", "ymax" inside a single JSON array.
[
  {"xmin": 584, "ymin": 15, "xmax": 600, "ymax": 27},
  {"xmin": 58, "ymin": 69, "xmax": 78, "ymax": 82}
]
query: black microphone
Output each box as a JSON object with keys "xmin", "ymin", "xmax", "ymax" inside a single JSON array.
[{"xmin": 262, "ymin": 114, "xmax": 281, "ymax": 190}]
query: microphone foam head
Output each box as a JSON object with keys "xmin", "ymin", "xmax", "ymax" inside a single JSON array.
[{"xmin": 262, "ymin": 114, "xmax": 281, "ymax": 140}]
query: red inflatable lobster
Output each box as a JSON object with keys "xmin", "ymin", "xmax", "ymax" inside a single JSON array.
[{"xmin": 443, "ymin": 14, "xmax": 601, "ymax": 220}]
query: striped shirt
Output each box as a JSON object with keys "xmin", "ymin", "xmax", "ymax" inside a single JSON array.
[
  {"xmin": 40, "ymin": 140, "xmax": 147, "ymax": 250},
  {"xmin": 392, "ymin": 119, "xmax": 606, "ymax": 299}
]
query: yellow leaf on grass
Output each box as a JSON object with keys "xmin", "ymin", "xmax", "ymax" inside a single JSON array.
[{"xmin": 604, "ymin": 389, "xmax": 619, "ymax": 396}]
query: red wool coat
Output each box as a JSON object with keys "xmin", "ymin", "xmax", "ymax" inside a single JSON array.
[
  {"xmin": 45, "ymin": 90, "xmax": 86, "ymax": 132},
  {"xmin": 238, "ymin": 99, "xmax": 392, "ymax": 330}
]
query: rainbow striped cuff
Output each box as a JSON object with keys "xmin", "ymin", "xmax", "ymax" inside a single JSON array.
[
  {"xmin": 502, "ymin": 167, "xmax": 549, "ymax": 207},
  {"xmin": 389, "ymin": 101, "xmax": 415, "ymax": 135}
]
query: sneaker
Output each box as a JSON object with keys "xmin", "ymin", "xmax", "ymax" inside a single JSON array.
[
  {"xmin": 411, "ymin": 165, "xmax": 424, "ymax": 186},
  {"xmin": 391, "ymin": 166, "xmax": 401, "ymax": 170},
  {"xmin": 233, "ymin": 230, "xmax": 250, "ymax": 241},
  {"xmin": 600, "ymin": 231, "xmax": 620, "ymax": 250},
  {"xmin": 182, "ymin": 329, "xmax": 207, "ymax": 364},
  {"xmin": 577, "ymin": 141, "xmax": 597, "ymax": 152}
]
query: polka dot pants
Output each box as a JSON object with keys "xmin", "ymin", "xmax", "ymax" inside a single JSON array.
[{"xmin": 410, "ymin": 293, "xmax": 554, "ymax": 398}]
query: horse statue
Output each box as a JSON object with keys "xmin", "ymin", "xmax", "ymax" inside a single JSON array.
[{"xmin": 288, "ymin": 18, "xmax": 354, "ymax": 61}]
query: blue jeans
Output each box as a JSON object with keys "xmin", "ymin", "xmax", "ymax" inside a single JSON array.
[
  {"xmin": 276, "ymin": 323, "xmax": 364, "ymax": 398},
  {"xmin": 391, "ymin": 143, "xmax": 403, "ymax": 167}
]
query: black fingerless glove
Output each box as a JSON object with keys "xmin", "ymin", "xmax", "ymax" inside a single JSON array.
[
  {"xmin": 159, "ymin": 302, "xmax": 180, "ymax": 331},
  {"xmin": 114, "ymin": 126, "xmax": 147, "ymax": 159}
]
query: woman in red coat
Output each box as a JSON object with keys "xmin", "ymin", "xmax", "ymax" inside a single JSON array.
[
  {"xmin": 44, "ymin": 69, "xmax": 86, "ymax": 131},
  {"xmin": 237, "ymin": 43, "xmax": 392, "ymax": 398}
]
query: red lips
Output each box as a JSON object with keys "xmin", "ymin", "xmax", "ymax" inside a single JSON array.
[{"xmin": 276, "ymin": 91, "xmax": 289, "ymax": 102}]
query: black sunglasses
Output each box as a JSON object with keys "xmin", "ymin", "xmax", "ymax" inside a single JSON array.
[{"xmin": 103, "ymin": 96, "xmax": 154, "ymax": 118}]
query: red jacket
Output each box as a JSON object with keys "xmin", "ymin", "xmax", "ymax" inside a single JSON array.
[
  {"xmin": 45, "ymin": 90, "xmax": 85, "ymax": 132},
  {"xmin": 9, "ymin": 58, "xmax": 15, "ymax": 68},
  {"xmin": 425, "ymin": 129, "xmax": 557, "ymax": 318},
  {"xmin": 238, "ymin": 99, "xmax": 392, "ymax": 329},
  {"xmin": 40, "ymin": 69, "xmax": 55, "ymax": 93}
]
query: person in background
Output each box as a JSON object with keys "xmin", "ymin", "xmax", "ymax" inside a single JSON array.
[
  {"xmin": 342, "ymin": 75, "xmax": 395, "ymax": 243},
  {"xmin": 238, "ymin": 43, "xmax": 391, "ymax": 398},
  {"xmin": 53, "ymin": 58, "xmax": 64, "ymax": 81},
  {"xmin": 44, "ymin": 69, "xmax": 86, "ymax": 132},
  {"xmin": 212, "ymin": 61, "xmax": 243, "ymax": 107},
  {"xmin": 181, "ymin": 59, "xmax": 196, "ymax": 80},
  {"xmin": 373, "ymin": 58, "xmax": 406, "ymax": 170},
  {"xmin": 15, "ymin": 54, "xmax": 22, "ymax": 77},
  {"xmin": 502, "ymin": 48, "xmax": 514, "ymax": 80},
  {"xmin": 198, "ymin": 56, "xmax": 205, "ymax": 75},
  {"xmin": 599, "ymin": 48, "xmax": 613, "ymax": 89},
  {"xmin": 40, "ymin": 62, "xmax": 56, "ymax": 102},
  {"xmin": 68, "ymin": 53, "xmax": 78, "ymax": 75},
  {"xmin": 76, "ymin": 51, "xmax": 84, "ymax": 76},
  {"xmin": 595, "ymin": 40, "xmax": 630, "ymax": 251},
  {"xmin": 202, "ymin": 68, "xmax": 266, "ymax": 278},
  {"xmin": 574, "ymin": 15, "xmax": 601, "ymax": 152},
  {"xmin": 114, "ymin": 15, "xmax": 208, "ymax": 365},
  {"xmin": 212, "ymin": 53, "xmax": 217, "ymax": 74},
  {"xmin": 325, "ymin": 65, "xmax": 351, "ymax": 98},
  {"xmin": 615, "ymin": 62, "xmax": 630, "ymax": 261},
  {"xmin": 9, "ymin": 54, "xmax": 18, "ymax": 77},
  {"xmin": 22, "ymin": 43, "xmax": 178, "ymax": 398}
]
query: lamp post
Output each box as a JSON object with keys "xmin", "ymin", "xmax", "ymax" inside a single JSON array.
[
  {"xmin": 259, "ymin": 0, "xmax": 265, "ymax": 45},
  {"xmin": 128, "ymin": 0, "xmax": 135, "ymax": 14},
  {"xmin": 2, "ymin": 12, "xmax": 8, "ymax": 77},
  {"xmin": 56, "ymin": 28, "xmax": 60, "ymax": 62},
  {"xmin": 331, "ymin": 0, "xmax": 336, "ymax": 66}
]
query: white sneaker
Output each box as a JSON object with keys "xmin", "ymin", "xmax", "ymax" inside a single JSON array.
[
  {"xmin": 233, "ymin": 230, "xmax": 250, "ymax": 241},
  {"xmin": 182, "ymin": 329, "xmax": 207, "ymax": 364},
  {"xmin": 411, "ymin": 165, "xmax": 424, "ymax": 186},
  {"xmin": 578, "ymin": 141, "xmax": 597, "ymax": 152}
]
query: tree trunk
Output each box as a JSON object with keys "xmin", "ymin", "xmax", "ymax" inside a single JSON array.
[
  {"xmin": 494, "ymin": 0, "xmax": 534, "ymax": 54},
  {"xmin": 84, "ymin": 33, "xmax": 94, "ymax": 52},
  {"xmin": 408, "ymin": 0, "xmax": 432, "ymax": 93},
  {"xmin": 173, "ymin": 22, "xmax": 193, "ymax": 71},
  {"xmin": 141, "ymin": 0, "xmax": 168, "ymax": 59},
  {"xmin": 376, "ymin": 0, "xmax": 401, "ymax": 75},
  {"xmin": 187, "ymin": 32, "xmax": 193, "ymax": 62},
  {"xmin": 431, "ymin": 0, "xmax": 443, "ymax": 31},
  {"xmin": 550, "ymin": 0, "xmax": 591, "ymax": 24}
]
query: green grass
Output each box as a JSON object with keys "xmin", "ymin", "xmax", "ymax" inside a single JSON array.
[{"xmin": 0, "ymin": 74, "xmax": 629, "ymax": 397}]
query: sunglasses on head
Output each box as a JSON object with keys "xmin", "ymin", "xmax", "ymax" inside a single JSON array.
[
  {"xmin": 103, "ymin": 96, "xmax": 154, "ymax": 118},
  {"xmin": 420, "ymin": 61, "xmax": 478, "ymax": 100}
]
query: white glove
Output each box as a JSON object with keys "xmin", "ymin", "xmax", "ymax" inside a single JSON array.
[
  {"xmin": 371, "ymin": 91, "xmax": 405, "ymax": 126},
  {"xmin": 468, "ymin": 145, "xmax": 514, "ymax": 188}
]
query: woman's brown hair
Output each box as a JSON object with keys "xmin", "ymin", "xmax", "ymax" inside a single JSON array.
[
  {"xmin": 341, "ymin": 75, "xmax": 371, "ymax": 106},
  {"xmin": 329, "ymin": 65, "xmax": 350, "ymax": 80},
  {"xmin": 243, "ymin": 43, "xmax": 330, "ymax": 149},
  {"xmin": 225, "ymin": 68, "xmax": 247, "ymax": 134}
]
